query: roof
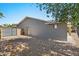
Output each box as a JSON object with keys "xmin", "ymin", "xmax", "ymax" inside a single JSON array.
[
  {"xmin": 17, "ymin": 16, "xmax": 67, "ymax": 26},
  {"xmin": 17, "ymin": 16, "xmax": 48, "ymax": 26},
  {"xmin": 45, "ymin": 21, "xmax": 62, "ymax": 25}
]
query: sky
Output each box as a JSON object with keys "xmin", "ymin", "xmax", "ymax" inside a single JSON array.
[{"xmin": 0, "ymin": 3, "xmax": 52, "ymax": 25}]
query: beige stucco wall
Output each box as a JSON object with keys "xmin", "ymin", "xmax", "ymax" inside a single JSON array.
[
  {"xmin": 50, "ymin": 23, "xmax": 67, "ymax": 41},
  {"xmin": 16, "ymin": 28, "xmax": 21, "ymax": 36},
  {"xmin": 17, "ymin": 18, "xmax": 67, "ymax": 41},
  {"xmin": 18, "ymin": 18, "xmax": 51, "ymax": 39}
]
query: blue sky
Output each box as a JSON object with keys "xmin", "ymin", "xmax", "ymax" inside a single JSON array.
[{"xmin": 0, "ymin": 3, "xmax": 52, "ymax": 25}]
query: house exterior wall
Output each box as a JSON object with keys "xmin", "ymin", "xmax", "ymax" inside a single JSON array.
[
  {"xmin": 18, "ymin": 18, "xmax": 51, "ymax": 39},
  {"xmin": 50, "ymin": 23, "xmax": 67, "ymax": 41},
  {"xmin": 16, "ymin": 28, "xmax": 21, "ymax": 36},
  {"xmin": 17, "ymin": 17, "xmax": 67, "ymax": 41}
]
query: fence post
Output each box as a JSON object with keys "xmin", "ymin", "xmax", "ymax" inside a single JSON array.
[{"xmin": 0, "ymin": 28, "xmax": 3, "ymax": 40}]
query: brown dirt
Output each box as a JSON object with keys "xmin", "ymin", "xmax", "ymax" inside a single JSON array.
[{"xmin": 0, "ymin": 36, "xmax": 79, "ymax": 56}]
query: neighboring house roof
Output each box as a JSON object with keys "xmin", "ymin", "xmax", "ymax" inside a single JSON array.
[{"xmin": 17, "ymin": 16, "xmax": 48, "ymax": 26}]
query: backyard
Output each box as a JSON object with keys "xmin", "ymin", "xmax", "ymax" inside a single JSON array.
[{"xmin": 0, "ymin": 35, "xmax": 79, "ymax": 56}]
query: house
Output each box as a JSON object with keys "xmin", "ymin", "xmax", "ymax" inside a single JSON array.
[
  {"xmin": 0, "ymin": 16, "xmax": 68, "ymax": 41},
  {"xmin": 17, "ymin": 17, "xmax": 51, "ymax": 39},
  {"xmin": 17, "ymin": 16, "xmax": 67, "ymax": 41},
  {"xmin": 45, "ymin": 21, "xmax": 67, "ymax": 41}
]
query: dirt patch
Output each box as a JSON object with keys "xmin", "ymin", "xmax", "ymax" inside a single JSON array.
[{"xmin": 0, "ymin": 37, "xmax": 79, "ymax": 56}]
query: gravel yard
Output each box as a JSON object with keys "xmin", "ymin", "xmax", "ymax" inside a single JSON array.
[{"xmin": 0, "ymin": 36, "xmax": 79, "ymax": 56}]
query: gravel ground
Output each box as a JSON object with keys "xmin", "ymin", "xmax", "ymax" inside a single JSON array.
[{"xmin": 0, "ymin": 37, "xmax": 79, "ymax": 56}]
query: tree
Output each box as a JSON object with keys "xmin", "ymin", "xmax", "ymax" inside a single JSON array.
[
  {"xmin": 37, "ymin": 3, "xmax": 79, "ymax": 35},
  {"xmin": 3, "ymin": 24, "xmax": 17, "ymax": 27},
  {"xmin": 0, "ymin": 12, "xmax": 4, "ymax": 18},
  {"xmin": 37, "ymin": 3, "xmax": 79, "ymax": 26}
]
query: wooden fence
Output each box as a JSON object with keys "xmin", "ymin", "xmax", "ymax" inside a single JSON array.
[{"xmin": 0, "ymin": 27, "xmax": 21, "ymax": 39}]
